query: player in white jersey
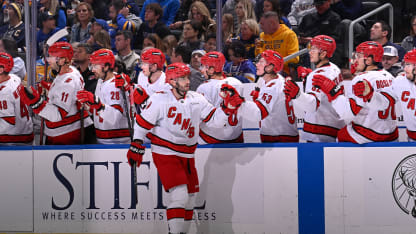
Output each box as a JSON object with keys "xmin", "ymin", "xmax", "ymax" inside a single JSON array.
[
  {"xmin": 0, "ymin": 52, "xmax": 33, "ymax": 145},
  {"xmin": 284, "ymin": 35, "xmax": 345, "ymax": 142},
  {"xmin": 197, "ymin": 51, "xmax": 244, "ymax": 144},
  {"xmin": 313, "ymin": 41, "xmax": 398, "ymax": 143},
  {"xmin": 126, "ymin": 63, "xmax": 244, "ymax": 234},
  {"xmin": 76, "ymin": 49, "xmax": 131, "ymax": 144},
  {"xmin": 391, "ymin": 49, "xmax": 416, "ymax": 141},
  {"xmin": 244, "ymin": 50, "xmax": 299, "ymax": 142},
  {"xmin": 18, "ymin": 42, "xmax": 93, "ymax": 145}
]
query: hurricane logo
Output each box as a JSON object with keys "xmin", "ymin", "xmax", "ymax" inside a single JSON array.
[{"xmin": 392, "ymin": 154, "xmax": 416, "ymax": 218}]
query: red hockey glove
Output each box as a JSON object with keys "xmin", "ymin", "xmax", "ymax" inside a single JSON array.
[
  {"xmin": 76, "ymin": 90, "xmax": 104, "ymax": 111},
  {"xmin": 133, "ymin": 85, "xmax": 149, "ymax": 105},
  {"xmin": 352, "ymin": 79, "xmax": 373, "ymax": 102},
  {"xmin": 17, "ymin": 85, "xmax": 47, "ymax": 114},
  {"xmin": 127, "ymin": 141, "xmax": 145, "ymax": 167},
  {"xmin": 115, "ymin": 73, "xmax": 132, "ymax": 90},
  {"xmin": 40, "ymin": 80, "xmax": 52, "ymax": 91},
  {"xmin": 312, "ymin": 74, "xmax": 344, "ymax": 102},
  {"xmin": 297, "ymin": 66, "xmax": 312, "ymax": 80},
  {"xmin": 250, "ymin": 87, "xmax": 260, "ymax": 101},
  {"xmin": 220, "ymin": 84, "xmax": 244, "ymax": 115},
  {"xmin": 284, "ymin": 78, "xmax": 300, "ymax": 101}
]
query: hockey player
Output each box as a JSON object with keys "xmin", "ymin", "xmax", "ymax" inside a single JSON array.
[
  {"xmin": 391, "ymin": 49, "xmax": 416, "ymax": 141},
  {"xmin": 312, "ymin": 41, "xmax": 398, "ymax": 143},
  {"xmin": 18, "ymin": 42, "xmax": 93, "ymax": 145},
  {"xmin": 197, "ymin": 51, "xmax": 244, "ymax": 144},
  {"xmin": 284, "ymin": 35, "xmax": 345, "ymax": 142},
  {"xmin": 246, "ymin": 50, "xmax": 299, "ymax": 142},
  {"xmin": 76, "ymin": 49, "xmax": 131, "ymax": 144},
  {"xmin": 0, "ymin": 52, "xmax": 33, "ymax": 145},
  {"xmin": 126, "ymin": 62, "xmax": 244, "ymax": 234}
]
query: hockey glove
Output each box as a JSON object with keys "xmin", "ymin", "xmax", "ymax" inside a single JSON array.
[
  {"xmin": 40, "ymin": 80, "xmax": 52, "ymax": 91},
  {"xmin": 17, "ymin": 85, "xmax": 47, "ymax": 114},
  {"xmin": 352, "ymin": 79, "xmax": 374, "ymax": 102},
  {"xmin": 127, "ymin": 141, "xmax": 145, "ymax": 167},
  {"xmin": 220, "ymin": 84, "xmax": 244, "ymax": 115},
  {"xmin": 312, "ymin": 74, "xmax": 344, "ymax": 102},
  {"xmin": 284, "ymin": 78, "xmax": 300, "ymax": 101},
  {"xmin": 133, "ymin": 85, "xmax": 149, "ymax": 105},
  {"xmin": 76, "ymin": 90, "xmax": 104, "ymax": 111},
  {"xmin": 115, "ymin": 73, "xmax": 132, "ymax": 91},
  {"xmin": 297, "ymin": 66, "xmax": 312, "ymax": 80},
  {"xmin": 250, "ymin": 87, "xmax": 260, "ymax": 101}
]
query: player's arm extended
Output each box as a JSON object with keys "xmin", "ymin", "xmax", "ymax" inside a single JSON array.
[{"xmin": 133, "ymin": 94, "xmax": 161, "ymax": 141}]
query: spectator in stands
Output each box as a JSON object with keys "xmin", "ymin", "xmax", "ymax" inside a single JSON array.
[
  {"xmin": 136, "ymin": 3, "xmax": 171, "ymax": 50},
  {"xmin": 72, "ymin": 43, "xmax": 97, "ymax": 93},
  {"xmin": 90, "ymin": 18, "xmax": 109, "ymax": 36},
  {"xmin": 39, "ymin": 0, "xmax": 67, "ymax": 29},
  {"xmin": 330, "ymin": 0, "xmax": 362, "ymax": 20},
  {"xmin": 401, "ymin": 15, "xmax": 416, "ymax": 52},
  {"xmin": 0, "ymin": 3, "xmax": 24, "ymax": 50},
  {"xmin": 171, "ymin": 44, "xmax": 204, "ymax": 90},
  {"xmin": 70, "ymin": 2, "xmax": 94, "ymax": 43},
  {"xmin": 382, "ymin": 45, "xmax": 403, "ymax": 77},
  {"xmin": 297, "ymin": 0, "xmax": 341, "ymax": 45},
  {"xmin": 123, "ymin": 0, "xmax": 141, "ymax": 17},
  {"xmin": 139, "ymin": 0, "xmax": 180, "ymax": 27},
  {"xmin": 370, "ymin": 20, "xmax": 406, "ymax": 61},
  {"xmin": 234, "ymin": 0, "xmax": 256, "ymax": 35},
  {"xmin": 115, "ymin": 30, "xmax": 140, "ymax": 78},
  {"xmin": 189, "ymin": 49, "xmax": 206, "ymax": 91},
  {"xmin": 224, "ymin": 40, "xmax": 256, "ymax": 83},
  {"xmin": 37, "ymin": 11, "xmax": 61, "ymax": 58},
  {"xmin": 256, "ymin": 11, "xmax": 299, "ymax": 75},
  {"xmin": 142, "ymin": 34, "xmax": 164, "ymax": 51},
  {"xmin": 178, "ymin": 20, "xmax": 204, "ymax": 51},
  {"xmin": 203, "ymin": 33, "xmax": 217, "ymax": 53},
  {"xmin": 162, "ymin": 34, "xmax": 178, "ymax": 60},
  {"xmin": 231, "ymin": 18, "xmax": 259, "ymax": 60},
  {"xmin": 222, "ymin": 0, "xmax": 238, "ymax": 35},
  {"xmin": 83, "ymin": 0, "xmax": 110, "ymax": 20},
  {"xmin": 287, "ymin": 0, "xmax": 315, "ymax": 26},
  {"xmin": 0, "ymin": 38, "xmax": 26, "ymax": 80},
  {"xmin": 87, "ymin": 29, "xmax": 112, "ymax": 51},
  {"xmin": 261, "ymin": 0, "xmax": 292, "ymax": 28},
  {"xmin": 256, "ymin": 0, "xmax": 294, "ymax": 21},
  {"xmin": 222, "ymin": 13, "xmax": 235, "ymax": 45}
]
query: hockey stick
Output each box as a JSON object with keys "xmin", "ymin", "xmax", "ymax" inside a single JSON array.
[
  {"xmin": 80, "ymin": 106, "xmax": 85, "ymax": 144},
  {"xmin": 119, "ymin": 82, "xmax": 138, "ymax": 205}
]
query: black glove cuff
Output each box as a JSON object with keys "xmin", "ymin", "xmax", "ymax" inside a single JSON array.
[
  {"xmin": 30, "ymin": 96, "xmax": 45, "ymax": 110},
  {"xmin": 130, "ymin": 144, "xmax": 145, "ymax": 155}
]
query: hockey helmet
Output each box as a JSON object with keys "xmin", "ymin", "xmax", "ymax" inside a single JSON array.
[
  {"xmin": 310, "ymin": 35, "xmax": 336, "ymax": 58},
  {"xmin": 48, "ymin": 42, "xmax": 74, "ymax": 61},
  {"xmin": 90, "ymin": 49, "xmax": 115, "ymax": 69},
  {"xmin": 404, "ymin": 49, "xmax": 416, "ymax": 64},
  {"xmin": 257, "ymin": 50, "xmax": 284, "ymax": 73},
  {"xmin": 141, "ymin": 48, "xmax": 165, "ymax": 70},
  {"xmin": 0, "ymin": 52, "xmax": 14, "ymax": 73},
  {"xmin": 200, "ymin": 51, "xmax": 226, "ymax": 73},
  {"xmin": 355, "ymin": 41, "xmax": 383, "ymax": 63},
  {"xmin": 165, "ymin": 63, "xmax": 191, "ymax": 83}
]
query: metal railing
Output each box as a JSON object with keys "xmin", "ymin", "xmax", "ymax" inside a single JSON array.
[{"xmin": 348, "ymin": 3, "xmax": 393, "ymax": 67}]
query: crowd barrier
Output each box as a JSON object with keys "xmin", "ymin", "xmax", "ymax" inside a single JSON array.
[{"xmin": 1, "ymin": 142, "xmax": 416, "ymax": 234}]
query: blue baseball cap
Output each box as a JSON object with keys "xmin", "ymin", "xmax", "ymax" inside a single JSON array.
[{"xmin": 92, "ymin": 18, "xmax": 109, "ymax": 31}]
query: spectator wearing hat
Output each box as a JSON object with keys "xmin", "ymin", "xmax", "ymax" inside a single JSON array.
[
  {"xmin": 0, "ymin": 3, "xmax": 25, "ymax": 50},
  {"xmin": 39, "ymin": 0, "xmax": 67, "ymax": 30},
  {"xmin": 37, "ymin": 11, "xmax": 66, "ymax": 58},
  {"xmin": 382, "ymin": 45, "xmax": 403, "ymax": 77},
  {"xmin": 189, "ymin": 49, "xmax": 206, "ymax": 91},
  {"xmin": 224, "ymin": 40, "xmax": 256, "ymax": 83}
]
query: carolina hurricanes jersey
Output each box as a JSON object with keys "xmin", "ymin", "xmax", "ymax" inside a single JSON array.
[
  {"xmin": 332, "ymin": 70, "xmax": 398, "ymax": 143},
  {"xmin": 392, "ymin": 74, "xmax": 416, "ymax": 141},
  {"xmin": 293, "ymin": 62, "xmax": 345, "ymax": 142},
  {"xmin": 93, "ymin": 76, "xmax": 131, "ymax": 144},
  {"xmin": 0, "ymin": 74, "xmax": 33, "ymax": 144},
  {"xmin": 136, "ymin": 71, "xmax": 170, "ymax": 96},
  {"xmin": 133, "ymin": 90, "xmax": 229, "ymax": 158},
  {"xmin": 39, "ymin": 66, "xmax": 93, "ymax": 137},
  {"xmin": 196, "ymin": 77, "xmax": 244, "ymax": 144}
]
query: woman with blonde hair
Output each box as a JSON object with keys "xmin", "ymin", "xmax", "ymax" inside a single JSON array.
[
  {"xmin": 70, "ymin": 2, "xmax": 94, "ymax": 43},
  {"xmin": 222, "ymin": 13, "xmax": 235, "ymax": 44},
  {"xmin": 87, "ymin": 30, "xmax": 111, "ymax": 51},
  {"xmin": 229, "ymin": 18, "xmax": 259, "ymax": 60},
  {"xmin": 234, "ymin": 0, "xmax": 256, "ymax": 35}
]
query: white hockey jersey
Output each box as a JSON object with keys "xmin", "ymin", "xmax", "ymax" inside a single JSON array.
[
  {"xmin": 136, "ymin": 71, "xmax": 170, "ymax": 96},
  {"xmin": 39, "ymin": 66, "xmax": 93, "ymax": 140},
  {"xmin": 244, "ymin": 75, "xmax": 299, "ymax": 142},
  {"xmin": 133, "ymin": 90, "xmax": 229, "ymax": 158},
  {"xmin": 332, "ymin": 70, "xmax": 398, "ymax": 143},
  {"xmin": 196, "ymin": 77, "xmax": 244, "ymax": 144},
  {"xmin": 93, "ymin": 76, "xmax": 131, "ymax": 144},
  {"xmin": 0, "ymin": 74, "xmax": 33, "ymax": 144},
  {"xmin": 392, "ymin": 74, "xmax": 416, "ymax": 141},
  {"xmin": 293, "ymin": 62, "xmax": 345, "ymax": 142}
]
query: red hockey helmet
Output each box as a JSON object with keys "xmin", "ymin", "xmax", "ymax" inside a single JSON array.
[
  {"xmin": 0, "ymin": 52, "xmax": 14, "ymax": 73},
  {"xmin": 48, "ymin": 42, "xmax": 74, "ymax": 61},
  {"xmin": 201, "ymin": 51, "xmax": 226, "ymax": 73},
  {"xmin": 259, "ymin": 50, "xmax": 284, "ymax": 73},
  {"xmin": 404, "ymin": 49, "xmax": 416, "ymax": 64},
  {"xmin": 355, "ymin": 41, "xmax": 383, "ymax": 63},
  {"xmin": 90, "ymin": 49, "xmax": 115, "ymax": 68},
  {"xmin": 141, "ymin": 48, "xmax": 165, "ymax": 70},
  {"xmin": 165, "ymin": 63, "xmax": 191, "ymax": 83},
  {"xmin": 310, "ymin": 35, "xmax": 336, "ymax": 58}
]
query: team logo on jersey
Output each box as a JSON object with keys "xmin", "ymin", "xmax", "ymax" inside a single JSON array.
[{"xmin": 392, "ymin": 154, "xmax": 416, "ymax": 218}]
